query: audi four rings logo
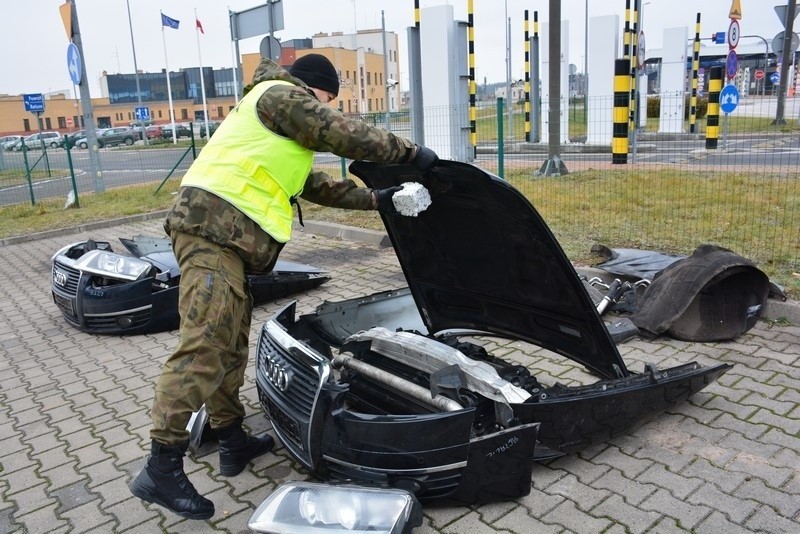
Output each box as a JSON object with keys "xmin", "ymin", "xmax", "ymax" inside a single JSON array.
[
  {"xmin": 53, "ymin": 269, "xmax": 68, "ymax": 288},
  {"xmin": 265, "ymin": 358, "xmax": 290, "ymax": 391}
]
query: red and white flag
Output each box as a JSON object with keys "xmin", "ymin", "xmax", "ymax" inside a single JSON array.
[{"xmin": 196, "ymin": 18, "xmax": 204, "ymax": 34}]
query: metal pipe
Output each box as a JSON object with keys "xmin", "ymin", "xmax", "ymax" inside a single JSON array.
[{"xmin": 333, "ymin": 354, "xmax": 463, "ymax": 412}]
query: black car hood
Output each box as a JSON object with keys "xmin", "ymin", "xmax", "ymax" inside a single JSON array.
[{"xmin": 349, "ymin": 160, "xmax": 629, "ymax": 379}]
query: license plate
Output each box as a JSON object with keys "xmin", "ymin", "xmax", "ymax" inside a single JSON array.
[{"xmin": 53, "ymin": 293, "xmax": 76, "ymax": 316}]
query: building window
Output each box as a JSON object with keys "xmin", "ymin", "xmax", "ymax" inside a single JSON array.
[
  {"xmin": 23, "ymin": 119, "xmax": 30, "ymax": 132},
  {"xmin": 45, "ymin": 117, "xmax": 52, "ymax": 129},
  {"xmin": 368, "ymin": 99, "xmax": 372, "ymax": 112},
  {"xmin": 367, "ymin": 72, "xmax": 372, "ymax": 85},
  {"xmin": 347, "ymin": 100, "xmax": 351, "ymax": 113},
  {"xmin": 181, "ymin": 109, "xmax": 188, "ymax": 120},
  {"xmin": 158, "ymin": 110, "xmax": 163, "ymax": 118},
  {"xmin": 58, "ymin": 117, "xmax": 66, "ymax": 129},
  {"xmin": 217, "ymin": 106, "xmax": 223, "ymax": 117},
  {"xmin": 379, "ymin": 73, "xmax": 382, "ymax": 86}
]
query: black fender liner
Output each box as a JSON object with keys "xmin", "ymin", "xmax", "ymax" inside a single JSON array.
[{"xmin": 631, "ymin": 245, "xmax": 770, "ymax": 341}]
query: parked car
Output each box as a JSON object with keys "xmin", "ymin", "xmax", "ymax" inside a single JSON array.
[
  {"xmin": 12, "ymin": 131, "xmax": 63, "ymax": 151},
  {"xmin": 75, "ymin": 127, "xmax": 137, "ymax": 149},
  {"xmin": 145, "ymin": 125, "xmax": 163, "ymax": 139},
  {"xmin": 51, "ymin": 236, "xmax": 330, "ymax": 335},
  {"xmin": 161, "ymin": 123, "xmax": 193, "ymax": 139},
  {"xmin": 62, "ymin": 130, "xmax": 85, "ymax": 147},
  {"xmin": 198, "ymin": 121, "xmax": 221, "ymax": 139},
  {"xmin": 243, "ymin": 160, "xmax": 731, "ymax": 505},
  {"xmin": 0, "ymin": 135, "xmax": 22, "ymax": 151}
]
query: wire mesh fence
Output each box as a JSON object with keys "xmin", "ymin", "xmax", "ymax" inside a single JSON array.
[{"xmin": 0, "ymin": 97, "xmax": 797, "ymax": 291}]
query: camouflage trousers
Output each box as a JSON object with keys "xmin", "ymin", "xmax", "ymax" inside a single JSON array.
[{"xmin": 150, "ymin": 231, "xmax": 254, "ymax": 445}]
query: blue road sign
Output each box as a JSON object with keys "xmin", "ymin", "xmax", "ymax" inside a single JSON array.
[
  {"xmin": 726, "ymin": 50, "xmax": 739, "ymax": 79},
  {"xmin": 23, "ymin": 93, "xmax": 45, "ymax": 113},
  {"xmin": 770, "ymin": 72, "xmax": 780, "ymax": 84},
  {"xmin": 720, "ymin": 84, "xmax": 739, "ymax": 114},
  {"xmin": 714, "ymin": 32, "xmax": 726, "ymax": 44},
  {"xmin": 67, "ymin": 43, "xmax": 82, "ymax": 86},
  {"xmin": 134, "ymin": 106, "xmax": 151, "ymax": 122}
]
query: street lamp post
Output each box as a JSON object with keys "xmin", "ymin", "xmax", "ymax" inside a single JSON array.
[{"xmin": 126, "ymin": 0, "xmax": 147, "ymax": 144}]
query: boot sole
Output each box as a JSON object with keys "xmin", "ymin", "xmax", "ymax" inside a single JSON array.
[
  {"xmin": 129, "ymin": 480, "xmax": 214, "ymax": 520},
  {"xmin": 219, "ymin": 436, "xmax": 275, "ymax": 477}
]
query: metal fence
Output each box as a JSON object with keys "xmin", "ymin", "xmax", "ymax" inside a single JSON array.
[
  {"xmin": 424, "ymin": 95, "xmax": 799, "ymax": 292},
  {"xmin": 1, "ymin": 98, "xmax": 797, "ymax": 291}
]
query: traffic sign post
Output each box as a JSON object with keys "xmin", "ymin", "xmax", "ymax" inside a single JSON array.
[
  {"xmin": 727, "ymin": 19, "xmax": 740, "ymax": 48},
  {"xmin": 726, "ymin": 50, "xmax": 739, "ymax": 79},
  {"xmin": 720, "ymin": 84, "xmax": 739, "ymax": 150},
  {"xmin": 67, "ymin": 43, "xmax": 82, "ymax": 86},
  {"xmin": 134, "ymin": 106, "xmax": 151, "ymax": 122},
  {"xmin": 23, "ymin": 93, "xmax": 45, "ymax": 113}
]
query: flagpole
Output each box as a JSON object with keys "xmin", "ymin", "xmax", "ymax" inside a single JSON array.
[
  {"xmin": 229, "ymin": 7, "xmax": 240, "ymax": 102},
  {"xmin": 161, "ymin": 12, "xmax": 177, "ymax": 144},
  {"xmin": 126, "ymin": 0, "xmax": 147, "ymax": 145},
  {"xmin": 195, "ymin": 8, "xmax": 210, "ymax": 140}
]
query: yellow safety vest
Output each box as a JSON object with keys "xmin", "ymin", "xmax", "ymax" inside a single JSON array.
[{"xmin": 181, "ymin": 80, "xmax": 314, "ymax": 243}]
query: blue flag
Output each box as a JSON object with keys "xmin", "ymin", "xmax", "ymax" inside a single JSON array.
[{"xmin": 161, "ymin": 13, "xmax": 180, "ymax": 29}]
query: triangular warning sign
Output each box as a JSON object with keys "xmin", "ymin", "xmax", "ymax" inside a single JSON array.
[{"xmin": 729, "ymin": 0, "xmax": 742, "ymax": 20}]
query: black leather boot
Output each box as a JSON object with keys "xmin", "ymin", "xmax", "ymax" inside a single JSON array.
[
  {"xmin": 129, "ymin": 441, "xmax": 214, "ymax": 520},
  {"xmin": 217, "ymin": 419, "xmax": 274, "ymax": 476}
]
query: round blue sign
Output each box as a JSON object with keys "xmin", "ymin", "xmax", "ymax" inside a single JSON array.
[
  {"xmin": 67, "ymin": 43, "xmax": 82, "ymax": 86},
  {"xmin": 726, "ymin": 50, "xmax": 738, "ymax": 79},
  {"xmin": 719, "ymin": 84, "xmax": 739, "ymax": 114},
  {"xmin": 770, "ymin": 72, "xmax": 780, "ymax": 84}
]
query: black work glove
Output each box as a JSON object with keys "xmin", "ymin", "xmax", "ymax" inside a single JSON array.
[
  {"xmin": 410, "ymin": 144, "xmax": 438, "ymax": 172},
  {"xmin": 374, "ymin": 186, "xmax": 403, "ymax": 215}
]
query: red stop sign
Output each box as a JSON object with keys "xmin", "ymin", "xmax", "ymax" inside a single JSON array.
[{"xmin": 754, "ymin": 69, "xmax": 765, "ymax": 80}]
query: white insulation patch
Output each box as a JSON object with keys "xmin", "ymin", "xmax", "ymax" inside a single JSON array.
[{"xmin": 392, "ymin": 182, "xmax": 432, "ymax": 217}]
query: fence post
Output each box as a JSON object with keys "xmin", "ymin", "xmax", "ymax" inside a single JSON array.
[
  {"xmin": 64, "ymin": 137, "xmax": 80, "ymax": 208},
  {"xmin": 339, "ymin": 103, "xmax": 348, "ymax": 177},
  {"xmin": 689, "ymin": 13, "xmax": 702, "ymax": 133},
  {"xmin": 22, "ymin": 146, "xmax": 35, "ymax": 206},
  {"xmin": 190, "ymin": 122, "xmax": 196, "ymax": 160},
  {"xmin": 497, "ymin": 97, "xmax": 504, "ymax": 179},
  {"xmin": 612, "ymin": 59, "xmax": 630, "ymax": 164},
  {"xmin": 705, "ymin": 66, "xmax": 722, "ymax": 149}
]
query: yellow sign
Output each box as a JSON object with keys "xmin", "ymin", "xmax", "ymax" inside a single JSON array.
[
  {"xmin": 60, "ymin": 1, "xmax": 73, "ymax": 40},
  {"xmin": 729, "ymin": 0, "xmax": 742, "ymax": 20}
]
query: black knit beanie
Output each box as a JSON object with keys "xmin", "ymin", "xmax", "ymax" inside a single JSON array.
[{"xmin": 289, "ymin": 54, "xmax": 340, "ymax": 97}]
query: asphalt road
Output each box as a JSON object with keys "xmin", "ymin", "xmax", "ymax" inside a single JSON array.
[{"xmin": 1, "ymin": 132, "xmax": 798, "ymax": 207}]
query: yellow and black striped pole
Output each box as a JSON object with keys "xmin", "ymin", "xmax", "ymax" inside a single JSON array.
[
  {"xmin": 629, "ymin": 0, "xmax": 639, "ymax": 132},
  {"xmin": 613, "ymin": 59, "xmax": 631, "ymax": 164},
  {"xmin": 414, "ymin": 0, "xmax": 420, "ymax": 28},
  {"xmin": 468, "ymin": 0, "xmax": 477, "ymax": 154},
  {"xmin": 623, "ymin": 0, "xmax": 631, "ymax": 62},
  {"xmin": 689, "ymin": 13, "xmax": 702, "ymax": 133},
  {"xmin": 705, "ymin": 66, "xmax": 722, "ymax": 149},
  {"xmin": 524, "ymin": 10, "xmax": 531, "ymax": 142}
]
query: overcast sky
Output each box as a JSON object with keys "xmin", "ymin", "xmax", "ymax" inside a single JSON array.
[{"xmin": 0, "ymin": 0, "xmax": 791, "ymax": 98}]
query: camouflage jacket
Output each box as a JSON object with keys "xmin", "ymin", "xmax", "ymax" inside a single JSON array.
[
  {"xmin": 165, "ymin": 57, "xmax": 416, "ymax": 271},
  {"xmin": 245, "ymin": 57, "xmax": 415, "ymax": 208}
]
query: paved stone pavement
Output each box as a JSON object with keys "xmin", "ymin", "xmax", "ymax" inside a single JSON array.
[{"xmin": 0, "ymin": 216, "xmax": 798, "ymax": 533}]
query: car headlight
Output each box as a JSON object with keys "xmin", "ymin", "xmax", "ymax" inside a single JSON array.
[
  {"xmin": 247, "ymin": 482, "xmax": 422, "ymax": 534},
  {"xmin": 76, "ymin": 250, "xmax": 152, "ymax": 280}
]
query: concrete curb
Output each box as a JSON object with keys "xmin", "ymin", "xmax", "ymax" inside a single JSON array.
[{"xmin": 3, "ymin": 210, "xmax": 796, "ymax": 324}]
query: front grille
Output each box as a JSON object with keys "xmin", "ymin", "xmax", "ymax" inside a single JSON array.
[
  {"xmin": 53, "ymin": 261, "xmax": 81, "ymax": 296},
  {"xmin": 257, "ymin": 327, "xmax": 321, "ymax": 417},
  {"xmin": 256, "ymin": 322, "xmax": 328, "ymax": 457}
]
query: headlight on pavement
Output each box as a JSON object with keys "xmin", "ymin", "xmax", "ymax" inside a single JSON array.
[
  {"xmin": 247, "ymin": 481, "xmax": 422, "ymax": 534},
  {"xmin": 77, "ymin": 250, "xmax": 152, "ymax": 280}
]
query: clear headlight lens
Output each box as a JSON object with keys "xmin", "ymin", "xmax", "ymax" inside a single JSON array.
[
  {"xmin": 77, "ymin": 250, "xmax": 152, "ymax": 280},
  {"xmin": 247, "ymin": 482, "xmax": 422, "ymax": 534}
]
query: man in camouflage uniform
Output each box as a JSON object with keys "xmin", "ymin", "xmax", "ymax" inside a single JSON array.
[{"xmin": 129, "ymin": 53, "xmax": 438, "ymax": 520}]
